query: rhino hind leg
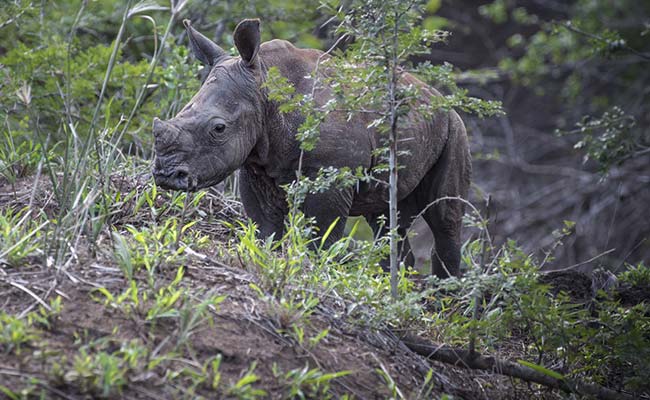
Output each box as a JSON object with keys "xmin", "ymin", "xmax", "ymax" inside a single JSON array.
[
  {"xmin": 424, "ymin": 205, "xmax": 462, "ymax": 278},
  {"xmin": 420, "ymin": 176, "xmax": 467, "ymax": 278},
  {"xmin": 418, "ymin": 118, "xmax": 471, "ymax": 278}
]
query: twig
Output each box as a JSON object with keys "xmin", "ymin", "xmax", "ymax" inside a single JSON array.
[
  {"xmin": 0, "ymin": 368, "xmax": 79, "ymax": 400},
  {"xmin": 560, "ymin": 22, "xmax": 650, "ymax": 62},
  {"xmin": 5, "ymin": 279, "xmax": 51, "ymax": 312},
  {"xmin": 613, "ymin": 238, "xmax": 647, "ymax": 273},
  {"xmin": 405, "ymin": 196, "xmax": 492, "ymax": 250},
  {"xmin": 551, "ymin": 248, "xmax": 616, "ymax": 272},
  {"xmin": 0, "ymin": 4, "xmax": 30, "ymax": 30},
  {"xmin": 469, "ymin": 195, "xmax": 491, "ymax": 357}
]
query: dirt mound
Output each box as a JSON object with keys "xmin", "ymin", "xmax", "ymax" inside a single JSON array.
[
  {"xmin": 1, "ymin": 253, "xmax": 519, "ymax": 399},
  {"xmin": 0, "ymin": 175, "xmax": 546, "ymax": 399}
]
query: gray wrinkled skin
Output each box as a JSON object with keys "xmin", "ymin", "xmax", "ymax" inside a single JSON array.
[{"xmin": 153, "ymin": 19, "xmax": 471, "ymax": 277}]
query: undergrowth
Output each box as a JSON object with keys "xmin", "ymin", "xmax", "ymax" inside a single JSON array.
[{"xmin": 230, "ymin": 201, "xmax": 650, "ymax": 394}]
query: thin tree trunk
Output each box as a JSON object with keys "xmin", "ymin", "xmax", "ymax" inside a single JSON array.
[
  {"xmin": 389, "ymin": 115, "xmax": 398, "ymax": 299},
  {"xmin": 388, "ymin": 7, "xmax": 401, "ymax": 300}
]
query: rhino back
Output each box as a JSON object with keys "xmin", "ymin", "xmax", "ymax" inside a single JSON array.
[{"xmin": 257, "ymin": 40, "xmax": 462, "ymax": 214}]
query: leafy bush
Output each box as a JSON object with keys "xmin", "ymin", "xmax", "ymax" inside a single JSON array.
[
  {"xmin": 485, "ymin": 0, "xmax": 650, "ymax": 172},
  {"xmin": 426, "ymin": 238, "xmax": 650, "ymax": 392},
  {"xmin": 619, "ymin": 262, "xmax": 650, "ymax": 286}
]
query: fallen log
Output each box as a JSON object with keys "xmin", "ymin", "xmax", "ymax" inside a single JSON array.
[{"xmin": 401, "ymin": 333, "xmax": 641, "ymax": 400}]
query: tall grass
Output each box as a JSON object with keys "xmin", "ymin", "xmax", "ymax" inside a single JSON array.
[{"xmin": 32, "ymin": 1, "xmax": 188, "ymax": 268}]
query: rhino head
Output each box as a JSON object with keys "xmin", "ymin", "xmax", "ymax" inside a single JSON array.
[{"xmin": 153, "ymin": 19, "xmax": 265, "ymax": 191}]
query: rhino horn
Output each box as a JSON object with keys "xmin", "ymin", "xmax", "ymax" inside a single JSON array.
[
  {"xmin": 152, "ymin": 117, "xmax": 168, "ymax": 139},
  {"xmin": 183, "ymin": 19, "xmax": 228, "ymax": 67},
  {"xmin": 152, "ymin": 117, "xmax": 181, "ymax": 147}
]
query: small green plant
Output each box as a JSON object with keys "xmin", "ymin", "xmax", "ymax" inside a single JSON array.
[
  {"xmin": 145, "ymin": 267, "xmax": 187, "ymax": 322},
  {"xmin": 28, "ymin": 296, "xmax": 63, "ymax": 329},
  {"xmin": 202, "ymin": 354, "xmax": 223, "ymax": 391},
  {"xmin": 620, "ymin": 262, "xmax": 650, "ymax": 286},
  {"xmin": 174, "ymin": 288, "xmax": 226, "ymax": 350},
  {"xmin": 0, "ymin": 296, "xmax": 61, "ymax": 356},
  {"xmin": 0, "ymin": 207, "xmax": 47, "ymax": 267},
  {"xmin": 0, "ymin": 380, "xmax": 48, "ymax": 400},
  {"xmin": 413, "ymin": 369, "xmax": 437, "ymax": 400},
  {"xmin": 0, "ymin": 384, "xmax": 19, "ymax": 400},
  {"xmin": 71, "ymin": 349, "xmax": 128, "ymax": 397},
  {"xmin": 112, "ymin": 218, "xmax": 208, "ymax": 286},
  {"xmin": 94, "ymin": 267, "xmax": 186, "ymax": 318},
  {"xmin": 131, "ymin": 184, "xmax": 207, "ymax": 221},
  {"xmin": 0, "ymin": 128, "xmax": 42, "ymax": 186},
  {"xmin": 273, "ymin": 363, "xmax": 351, "ymax": 399},
  {"xmin": 226, "ymin": 362, "xmax": 267, "ymax": 399},
  {"xmin": 158, "ymin": 352, "xmax": 224, "ymax": 397},
  {"xmin": 375, "ymin": 363, "xmax": 404, "ymax": 399},
  {"xmin": 65, "ymin": 339, "xmax": 149, "ymax": 398},
  {"xmin": 0, "ymin": 312, "xmax": 40, "ymax": 355}
]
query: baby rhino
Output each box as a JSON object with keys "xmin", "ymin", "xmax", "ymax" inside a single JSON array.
[{"xmin": 153, "ymin": 19, "xmax": 471, "ymax": 277}]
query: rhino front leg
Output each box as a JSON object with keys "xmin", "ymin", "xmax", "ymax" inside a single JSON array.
[
  {"xmin": 367, "ymin": 194, "xmax": 419, "ymax": 271},
  {"xmin": 239, "ymin": 168, "xmax": 287, "ymax": 239},
  {"xmin": 301, "ymin": 188, "xmax": 354, "ymax": 247}
]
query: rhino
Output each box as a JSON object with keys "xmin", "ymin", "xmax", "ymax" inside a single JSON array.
[{"xmin": 153, "ymin": 19, "xmax": 471, "ymax": 278}]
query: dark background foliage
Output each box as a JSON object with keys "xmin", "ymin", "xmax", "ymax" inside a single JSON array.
[{"xmin": 428, "ymin": 0, "xmax": 650, "ymax": 269}]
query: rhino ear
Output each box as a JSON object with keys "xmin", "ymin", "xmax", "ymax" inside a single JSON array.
[
  {"xmin": 184, "ymin": 19, "xmax": 227, "ymax": 67},
  {"xmin": 233, "ymin": 19, "xmax": 261, "ymax": 68}
]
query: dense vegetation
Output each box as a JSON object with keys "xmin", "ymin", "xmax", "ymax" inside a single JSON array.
[{"xmin": 0, "ymin": 0, "xmax": 648, "ymax": 398}]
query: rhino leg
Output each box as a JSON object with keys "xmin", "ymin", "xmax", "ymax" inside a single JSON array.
[
  {"xmin": 367, "ymin": 195, "xmax": 419, "ymax": 270},
  {"xmin": 302, "ymin": 188, "xmax": 354, "ymax": 247},
  {"xmin": 420, "ymin": 184, "xmax": 465, "ymax": 278},
  {"xmin": 419, "ymin": 117, "xmax": 471, "ymax": 278},
  {"xmin": 397, "ymin": 195, "xmax": 419, "ymax": 269},
  {"xmin": 424, "ymin": 204, "xmax": 462, "ymax": 278},
  {"xmin": 239, "ymin": 168, "xmax": 286, "ymax": 239}
]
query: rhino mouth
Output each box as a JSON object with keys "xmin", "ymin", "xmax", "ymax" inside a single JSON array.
[{"xmin": 153, "ymin": 165, "xmax": 198, "ymax": 192}]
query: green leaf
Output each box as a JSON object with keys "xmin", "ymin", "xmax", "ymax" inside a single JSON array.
[
  {"xmin": 128, "ymin": 0, "xmax": 169, "ymax": 18},
  {"xmin": 0, "ymin": 384, "xmax": 19, "ymax": 400},
  {"xmin": 426, "ymin": 0, "xmax": 442, "ymax": 14},
  {"xmin": 94, "ymin": 287, "xmax": 115, "ymax": 303},
  {"xmin": 319, "ymin": 217, "xmax": 341, "ymax": 251},
  {"xmin": 423, "ymin": 16, "xmax": 448, "ymax": 30},
  {"xmin": 517, "ymin": 360, "xmax": 565, "ymax": 380},
  {"xmin": 235, "ymin": 373, "xmax": 259, "ymax": 388}
]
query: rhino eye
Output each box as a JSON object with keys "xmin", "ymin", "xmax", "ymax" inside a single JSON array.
[{"xmin": 213, "ymin": 123, "xmax": 226, "ymax": 134}]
